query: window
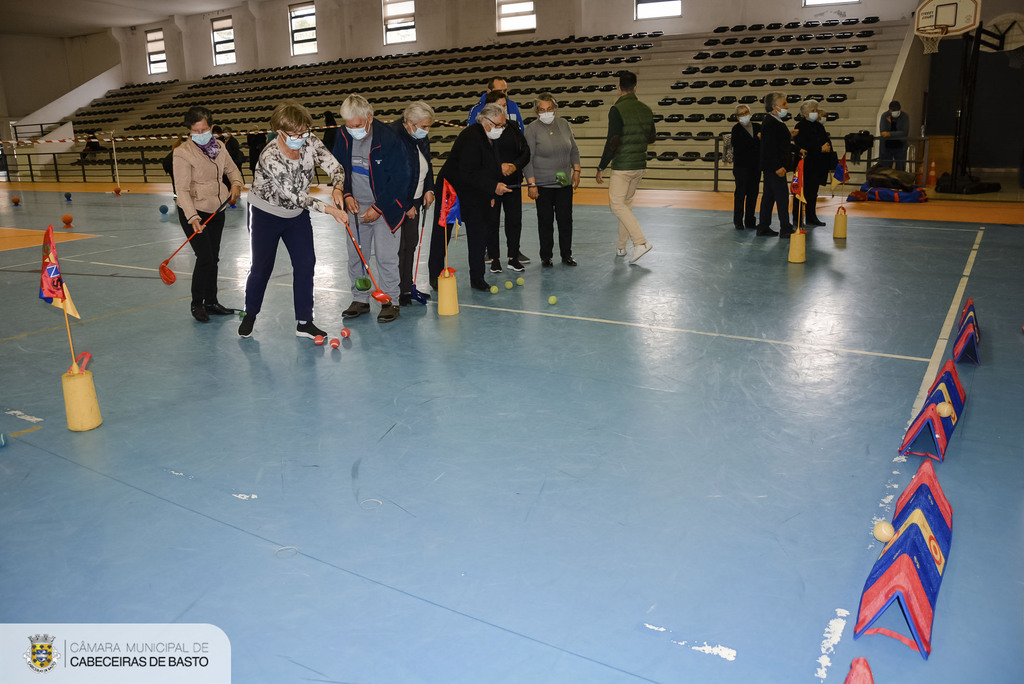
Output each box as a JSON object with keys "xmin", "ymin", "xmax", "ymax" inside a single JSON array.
[
  {"xmin": 289, "ymin": 2, "xmax": 318, "ymax": 56},
  {"xmin": 146, "ymin": 29, "xmax": 167, "ymax": 75},
  {"xmin": 636, "ymin": 0, "xmax": 681, "ymax": 19},
  {"xmin": 803, "ymin": 0, "xmax": 859, "ymax": 5},
  {"xmin": 212, "ymin": 17, "xmax": 236, "ymax": 66},
  {"xmin": 384, "ymin": 0, "xmax": 416, "ymax": 44},
  {"xmin": 497, "ymin": 0, "xmax": 535, "ymax": 33}
]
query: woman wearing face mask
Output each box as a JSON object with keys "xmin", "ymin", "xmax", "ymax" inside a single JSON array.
[
  {"xmin": 427, "ymin": 102, "xmax": 512, "ymax": 291},
  {"xmin": 238, "ymin": 103, "xmax": 349, "ymax": 339},
  {"xmin": 389, "ymin": 101, "xmax": 436, "ymax": 306},
  {"xmin": 524, "ymin": 93, "xmax": 581, "ymax": 265},
  {"xmin": 792, "ymin": 99, "xmax": 832, "ymax": 227},
  {"xmin": 755, "ymin": 91, "xmax": 795, "ymax": 239},
  {"xmin": 172, "ymin": 106, "xmax": 244, "ymax": 322},
  {"xmin": 729, "ymin": 103, "xmax": 761, "ymax": 231}
]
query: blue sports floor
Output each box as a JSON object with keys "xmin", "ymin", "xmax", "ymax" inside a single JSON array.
[{"xmin": 1, "ymin": 186, "xmax": 1022, "ymax": 683}]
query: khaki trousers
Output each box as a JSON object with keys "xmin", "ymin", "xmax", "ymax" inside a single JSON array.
[{"xmin": 608, "ymin": 168, "xmax": 648, "ymax": 250}]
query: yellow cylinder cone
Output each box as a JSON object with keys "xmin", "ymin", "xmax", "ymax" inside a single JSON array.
[
  {"xmin": 62, "ymin": 369, "xmax": 102, "ymax": 431},
  {"xmin": 833, "ymin": 206, "xmax": 847, "ymax": 239},
  {"xmin": 437, "ymin": 273, "xmax": 459, "ymax": 316},
  {"xmin": 788, "ymin": 230, "xmax": 806, "ymax": 263}
]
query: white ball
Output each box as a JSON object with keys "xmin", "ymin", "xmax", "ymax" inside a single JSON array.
[{"xmin": 873, "ymin": 521, "xmax": 895, "ymax": 543}]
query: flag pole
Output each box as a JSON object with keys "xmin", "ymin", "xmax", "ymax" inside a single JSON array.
[
  {"xmin": 63, "ymin": 303, "xmax": 79, "ymax": 374},
  {"xmin": 110, "ymin": 130, "xmax": 120, "ymax": 188}
]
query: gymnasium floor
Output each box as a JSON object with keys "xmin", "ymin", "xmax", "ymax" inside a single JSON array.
[{"xmin": 0, "ymin": 182, "xmax": 1022, "ymax": 683}]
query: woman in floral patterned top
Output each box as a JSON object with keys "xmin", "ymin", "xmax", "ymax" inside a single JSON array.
[{"xmin": 239, "ymin": 103, "xmax": 348, "ymax": 339}]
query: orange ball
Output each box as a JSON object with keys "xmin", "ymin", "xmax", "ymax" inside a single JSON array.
[
  {"xmin": 113, "ymin": 187, "xmax": 121, "ymax": 196},
  {"xmin": 12, "ymin": 196, "xmax": 20, "ymax": 204},
  {"xmin": 62, "ymin": 214, "xmax": 73, "ymax": 225}
]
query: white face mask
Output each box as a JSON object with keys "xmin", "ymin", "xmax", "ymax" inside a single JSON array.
[
  {"xmin": 486, "ymin": 126, "xmax": 504, "ymax": 140},
  {"xmin": 778, "ymin": 107, "xmax": 789, "ymax": 118},
  {"xmin": 347, "ymin": 126, "xmax": 368, "ymax": 140},
  {"xmin": 191, "ymin": 132, "xmax": 213, "ymax": 146},
  {"xmin": 890, "ymin": 110, "xmax": 901, "ymax": 118},
  {"xmin": 808, "ymin": 112, "xmax": 819, "ymax": 122},
  {"xmin": 538, "ymin": 112, "xmax": 555, "ymax": 124},
  {"xmin": 738, "ymin": 115, "xmax": 751, "ymax": 126}
]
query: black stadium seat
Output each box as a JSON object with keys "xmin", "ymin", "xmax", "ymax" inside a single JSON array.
[
  {"xmin": 718, "ymin": 95, "xmax": 737, "ymax": 104},
  {"xmin": 701, "ymin": 66, "xmax": 720, "ymax": 73},
  {"xmin": 856, "ymin": 30, "xmax": 874, "ymax": 38},
  {"xmin": 739, "ymin": 95, "xmax": 758, "ymax": 104},
  {"xmin": 710, "ymin": 80, "xmax": 728, "ymax": 88},
  {"xmin": 829, "ymin": 46, "xmax": 848, "ymax": 54},
  {"xmin": 816, "ymin": 32, "xmax": 834, "ymax": 41},
  {"xmin": 850, "ymin": 44, "xmax": 868, "ymax": 53},
  {"xmin": 776, "ymin": 34, "xmax": 794, "ymax": 43},
  {"xmin": 739, "ymin": 64, "xmax": 757, "ymax": 72},
  {"xmin": 758, "ymin": 35, "xmax": 775, "ymax": 43},
  {"xmin": 707, "ymin": 113, "xmax": 726, "ymax": 122},
  {"xmin": 720, "ymin": 64, "xmax": 738, "ymax": 73},
  {"xmin": 712, "ymin": 51, "xmax": 729, "ymax": 59},
  {"xmin": 780, "ymin": 62, "xmax": 798, "ymax": 71},
  {"xmin": 835, "ymin": 76, "xmax": 855, "ymax": 85},
  {"xmin": 722, "ymin": 37, "xmax": 739, "ymax": 46},
  {"xmin": 826, "ymin": 93, "xmax": 848, "ymax": 103},
  {"xmin": 730, "ymin": 50, "xmax": 748, "ymax": 58},
  {"xmin": 842, "ymin": 18, "xmax": 860, "ymax": 26},
  {"xmin": 769, "ymin": 48, "xmax": 786, "ymax": 56},
  {"xmin": 822, "ymin": 19, "xmax": 840, "ymax": 27},
  {"xmin": 656, "ymin": 131, "xmax": 671, "ymax": 140},
  {"xmin": 695, "ymin": 131, "xmax": 715, "ymax": 139},
  {"xmin": 809, "ymin": 46, "xmax": 826, "ymax": 55},
  {"xmin": 789, "ymin": 47, "xmax": 807, "ymax": 55},
  {"xmin": 797, "ymin": 34, "xmax": 814, "ymax": 41},
  {"xmin": 785, "ymin": 22, "xmax": 801, "ymax": 29},
  {"xmin": 690, "ymin": 80, "xmax": 708, "ymax": 88},
  {"xmin": 841, "ymin": 60, "xmax": 861, "ymax": 68},
  {"xmin": 792, "ymin": 77, "xmax": 810, "ymax": 86},
  {"xmin": 770, "ymin": 77, "xmax": 788, "ymax": 86},
  {"xmin": 750, "ymin": 78, "xmax": 768, "ymax": 87},
  {"xmin": 714, "ymin": 26, "xmax": 729, "ymax": 33},
  {"xmin": 812, "ymin": 77, "xmax": 832, "ymax": 85},
  {"xmin": 681, "ymin": 151, "xmax": 701, "ymax": 161},
  {"xmin": 804, "ymin": 20, "xmax": 820, "ymax": 28},
  {"xmin": 698, "ymin": 96, "xmax": 717, "ymax": 105},
  {"xmin": 682, "ymin": 66, "xmax": 700, "ymax": 75},
  {"xmin": 673, "ymin": 130, "xmax": 693, "ymax": 140},
  {"xmin": 685, "ymin": 113, "xmax": 705, "ymax": 122},
  {"xmin": 729, "ymin": 79, "xmax": 748, "ymax": 87},
  {"xmin": 705, "ymin": 39, "xmax": 721, "ymax": 46},
  {"xmin": 799, "ymin": 62, "xmax": 819, "ymax": 70},
  {"xmin": 694, "ymin": 52, "xmax": 711, "ymax": 59},
  {"xmin": 679, "ymin": 96, "xmax": 697, "ymax": 105},
  {"xmin": 767, "ymin": 22, "xmax": 783, "ymax": 30},
  {"xmin": 749, "ymin": 23, "xmax": 765, "ymax": 31},
  {"xmin": 836, "ymin": 31, "xmax": 854, "ymax": 39},
  {"xmin": 787, "ymin": 94, "xmax": 802, "ymax": 103},
  {"xmin": 749, "ymin": 49, "xmax": 766, "ymax": 57},
  {"xmin": 665, "ymin": 113, "xmax": 684, "ymax": 122},
  {"xmin": 863, "ymin": 16, "xmax": 880, "ymax": 24},
  {"xmin": 740, "ymin": 36, "xmax": 757, "ymax": 44},
  {"xmin": 730, "ymin": 24, "xmax": 747, "ymax": 32},
  {"xmin": 656, "ymin": 151, "xmax": 678, "ymax": 162},
  {"xmin": 826, "ymin": 112, "xmax": 839, "ymax": 122},
  {"xmin": 758, "ymin": 63, "xmax": 777, "ymax": 71},
  {"xmin": 671, "ymin": 80, "xmax": 689, "ymax": 89},
  {"xmin": 659, "ymin": 97, "xmax": 677, "ymax": 106}
]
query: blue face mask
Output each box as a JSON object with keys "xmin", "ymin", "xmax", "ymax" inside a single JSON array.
[
  {"xmin": 411, "ymin": 127, "xmax": 429, "ymax": 140},
  {"xmin": 191, "ymin": 132, "xmax": 213, "ymax": 146},
  {"xmin": 285, "ymin": 135, "xmax": 305, "ymax": 150}
]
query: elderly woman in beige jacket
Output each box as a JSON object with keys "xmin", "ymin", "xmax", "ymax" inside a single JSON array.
[{"xmin": 173, "ymin": 106, "xmax": 243, "ymax": 322}]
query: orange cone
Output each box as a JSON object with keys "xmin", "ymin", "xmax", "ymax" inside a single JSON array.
[{"xmin": 927, "ymin": 161, "xmax": 936, "ymax": 187}]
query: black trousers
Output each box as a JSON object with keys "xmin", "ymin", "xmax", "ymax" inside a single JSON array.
[
  {"xmin": 176, "ymin": 206, "xmax": 226, "ymax": 305},
  {"xmin": 398, "ymin": 198, "xmax": 425, "ymax": 294},
  {"xmin": 536, "ymin": 185, "xmax": 573, "ymax": 260},
  {"xmin": 487, "ymin": 191, "xmax": 522, "ymax": 261},
  {"xmin": 758, "ymin": 171, "xmax": 793, "ymax": 231},
  {"xmin": 793, "ymin": 179, "xmax": 821, "ymax": 226},
  {"xmin": 429, "ymin": 199, "xmax": 488, "ymax": 284},
  {"xmin": 733, "ymin": 164, "xmax": 759, "ymax": 228}
]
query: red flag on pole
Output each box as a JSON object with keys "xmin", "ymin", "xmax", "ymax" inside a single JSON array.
[
  {"xmin": 437, "ymin": 179, "xmax": 462, "ymax": 227},
  {"xmin": 40, "ymin": 225, "xmax": 81, "ymax": 318},
  {"xmin": 790, "ymin": 158, "xmax": 806, "ymax": 204}
]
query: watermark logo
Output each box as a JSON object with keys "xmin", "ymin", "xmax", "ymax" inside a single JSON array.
[{"xmin": 24, "ymin": 633, "xmax": 61, "ymax": 673}]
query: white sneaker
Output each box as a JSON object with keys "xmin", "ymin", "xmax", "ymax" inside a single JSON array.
[
  {"xmin": 616, "ymin": 248, "xmax": 627, "ymax": 257},
  {"xmin": 629, "ymin": 242, "xmax": 653, "ymax": 264}
]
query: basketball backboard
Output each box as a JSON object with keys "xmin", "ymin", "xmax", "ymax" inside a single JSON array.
[{"xmin": 915, "ymin": 0, "xmax": 981, "ymax": 36}]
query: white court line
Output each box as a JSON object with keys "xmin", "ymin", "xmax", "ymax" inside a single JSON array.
[
  {"xmin": 89, "ymin": 261, "xmax": 157, "ymax": 272},
  {"xmin": 907, "ymin": 226, "xmax": 985, "ymax": 424},
  {"xmin": 459, "ymin": 303, "xmax": 930, "ymax": 363}
]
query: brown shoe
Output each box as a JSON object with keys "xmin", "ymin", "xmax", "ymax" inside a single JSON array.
[
  {"xmin": 377, "ymin": 303, "xmax": 400, "ymax": 323},
  {"xmin": 342, "ymin": 301, "xmax": 371, "ymax": 319}
]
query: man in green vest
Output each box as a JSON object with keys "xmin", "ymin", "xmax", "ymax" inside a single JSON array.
[{"xmin": 595, "ymin": 70, "xmax": 656, "ymax": 264}]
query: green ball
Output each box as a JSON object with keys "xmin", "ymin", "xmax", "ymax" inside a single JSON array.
[
  {"xmin": 505, "ymin": 281, "xmax": 513, "ymax": 289},
  {"xmin": 548, "ymin": 295, "xmax": 557, "ymax": 304},
  {"xmin": 516, "ymin": 277, "xmax": 525, "ymax": 286},
  {"xmin": 490, "ymin": 285, "xmax": 498, "ymax": 293}
]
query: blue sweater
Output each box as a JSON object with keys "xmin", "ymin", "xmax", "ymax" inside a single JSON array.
[
  {"xmin": 467, "ymin": 93, "xmax": 524, "ymax": 131},
  {"xmin": 332, "ymin": 120, "xmax": 412, "ymax": 232}
]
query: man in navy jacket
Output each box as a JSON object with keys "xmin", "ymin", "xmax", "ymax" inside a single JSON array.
[{"xmin": 333, "ymin": 94, "xmax": 411, "ymax": 322}]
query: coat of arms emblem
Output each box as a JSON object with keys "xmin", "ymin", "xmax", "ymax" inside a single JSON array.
[{"xmin": 24, "ymin": 633, "xmax": 61, "ymax": 673}]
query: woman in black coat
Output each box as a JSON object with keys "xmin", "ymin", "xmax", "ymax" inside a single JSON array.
[
  {"xmin": 792, "ymin": 100, "xmax": 833, "ymax": 227},
  {"xmin": 428, "ymin": 103, "xmax": 513, "ymax": 291},
  {"xmin": 389, "ymin": 101, "xmax": 436, "ymax": 305},
  {"xmin": 730, "ymin": 104, "xmax": 761, "ymax": 230}
]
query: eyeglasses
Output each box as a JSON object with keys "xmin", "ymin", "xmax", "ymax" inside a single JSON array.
[
  {"xmin": 484, "ymin": 118, "xmax": 505, "ymax": 128},
  {"xmin": 284, "ymin": 130, "xmax": 310, "ymax": 139}
]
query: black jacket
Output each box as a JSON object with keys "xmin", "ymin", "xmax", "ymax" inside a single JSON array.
[
  {"xmin": 730, "ymin": 122, "xmax": 761, "ymax": 169},
  {"xmin": 437, "ymin": 123, "xmax": 501, "ymax": 220},
  {"xmin": 794, "ymin": 119, "xmax": 832, "ymax": 184},
  {"xmin": 759, "ymin": 114, "xmax": 792, "ymax": 173},
  {"xmin": 388, "ymin": 119, "xmax": 436, "ymax": 207},
  {"xmin": 493, "ymin": 120, "xmax": 531, "ymax": 186}
]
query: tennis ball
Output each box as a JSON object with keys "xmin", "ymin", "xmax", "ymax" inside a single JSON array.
[
  {"xmin": 314, "ymin": 335, "xmax": 325, "ymax": 345},
  {"xmin": 873, "ymin": 521, "xmax": 895, "ymax": 543},
  {"xmin": 505, "ymin": 281, "xmax": 513, "ymax": 289},
  {"xmin": 936, "ymin": 402, "xmax": 953, "ymax": 418},
  {"xmin": 490, "ymin": 285, "xmax": 498, "ymax": 293},
  {"xmin": 159, "ymin": 205, "xmax": 169, "ymax": 215},
  {"xmin": 340, "ymin": 328, "xmax": 350, "ymax": 338},
  {"xmin": 62, "ymin": 214, "xmax": 73, "ymax": 225},
  {"xmin": 516, "ymin": 277, "xmax": 524, "ymax": 286},
  {"xmin": 548, "ymin": 295, "xmax": 557, "ymax": 304},
  {"xmin": 329, "ymin": 338, "xmax": 340, "ymax": 348}
]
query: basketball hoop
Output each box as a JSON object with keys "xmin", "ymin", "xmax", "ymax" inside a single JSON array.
[{"xmin": 918, "ymin": 24, "xmax": 950, "ymax": 54}]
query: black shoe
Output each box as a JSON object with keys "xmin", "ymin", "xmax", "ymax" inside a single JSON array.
[
  {"xmin": 191, "ymin": 303, "xmax": 210, "ymax": 322},
  {"xmin": 734, "ymin": 224, "xmax": 745, "ymax": 230},
  {"xmin": 779, "ymin": 227, "xmax": 794, "ymax": 239},
  {"xmin": 205, "ymin": 302, "xmax": 234, "ymax": 316},
  {"xmin": 238, "ymin": 314, "xmax": 255, "ymax": 338},
  {"xmin": 471, "ymin": 279, "xmax": 491, "ymax": 291},
  {"xmin": 430, "ymin": 277, "xmax": 438, "ymax": 291},
  {"xmin": 745, "ymin": 223, "xmax": 757, "ymax": 230},
  {"xmin": 806, "ymin": 219, "xmax": 826, "ymax": 227},
  {"xmin": 541, "ymin": 259, "xmax": 553, "ymax": 268},
  {"xmin": 561, "ymin": 256, "xmax": 577, "ymax": 266},
  {"xmin": 489, "ymin": 259, "xmax": 502, "ymax": 273},
  {"xmin": 377, "ymin": 303, "xmax": 400, "ymax": 323},
  {"xmin": 516, "ymin": 252, "xmax": 531, "ymax": 264},
  {"xmin": 342, "ymin": 301, "xmax": 371, "ymax": 318},
  {"xmin": 507, "ymin": 258, "xmax": 525, "ymax": 272},
  {"xmin": 399, "ymin": 293, "xmax": 412, "ymax": 306},
  {"xmin": 756, "ymin": 227, "xmax": 779, "ymax": 237},
  {"xmin": 296, "ymin": 321, "xmax": 327, "ymax": 339}
]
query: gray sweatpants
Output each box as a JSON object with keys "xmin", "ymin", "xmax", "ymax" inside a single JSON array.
[{"xmin": 348, "ymin": 215, "xmax": 401, "ymax": 302}]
